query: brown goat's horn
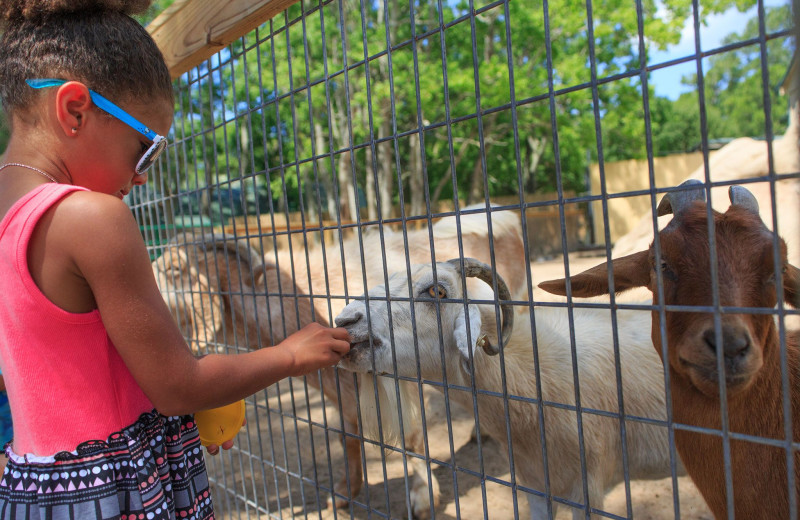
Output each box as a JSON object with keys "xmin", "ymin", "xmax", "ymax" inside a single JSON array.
[
  {"xmin": 657, "ymin": 179, "xmax": 706, "ymax": 217},
  {"xmin": 199, "ymin": 233, "xmax": 265, "ymax": 282},
  {"xmin": 728, "ymin": 185, "xmax": 760, "ymax": 215},
  {"xmin": 446, "ymin": 257, "xmax": 514, "ymax": 356}
]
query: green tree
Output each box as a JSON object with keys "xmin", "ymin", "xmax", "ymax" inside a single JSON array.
[
  {"xmin": 141, "ymin": 0, "xmax": 773, "ymax": 224},
  {"xmin": 652, "ymin": 4, "xmax": 793, "ymax": 155}
]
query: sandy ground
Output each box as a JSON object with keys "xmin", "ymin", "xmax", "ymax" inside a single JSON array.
[{"xmin": 204, "ymin": 254, "xmax": 713, "ymax": 519}]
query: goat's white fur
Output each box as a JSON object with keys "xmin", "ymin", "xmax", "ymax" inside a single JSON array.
[{"xmin": 336, "ymin": 263, "xmax": 682, "ymax": 519}]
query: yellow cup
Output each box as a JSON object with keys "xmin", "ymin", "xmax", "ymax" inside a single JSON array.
[{"xmin": 194, "ymin": 399, "xmax": 246, "ymax": 447}]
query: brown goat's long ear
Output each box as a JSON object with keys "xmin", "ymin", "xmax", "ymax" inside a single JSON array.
[
  {"xmin": 538, "ymin": 251, "xmax": 651, "ymax": 297},
  {"xmin": 785, "ymin": 264, "xmax": 800, "ymax": 308}
]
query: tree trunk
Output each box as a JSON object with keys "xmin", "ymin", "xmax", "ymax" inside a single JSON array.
[
  {"xmin": 361, "ymin": 104, "xmax": 378, "ymax": 221},
  {"xmin": 239, "ymin": 123, "xmax": 256, "ymax": 218},
  {"xmin": 467, "ymin": 115, "xmax": 499, "ymax": 204},
  {"xmin": 466, "ymin": 11, "xmax": 499, "ymax": 205},
  {"xmin": 314, "ymin": 121, "xmax": 337, "ymax": 219},
  {"xmin": 303, "ymin": 164, "xmax": 318, "ymax": 224},
  {"xmin": 430, "ymin": 136, "xmax": 474, "ymax": 204},
  {"xmin": 467, "ymin": 147, "xmax": 487, "ymax": 205},
  {"xmin": 338, "ymin": 151, "xmax": 357, "ymax": 222},
  {"xmin": 523, "ymin": 135, "xmax": 547, "ymax": 194},
  {"xmin": 377, "ymin": 0, "xmax": 398, "ymax": 219},
  {"xmin": 378, "ymin": 116, "xmax": 394, "ymax": 219},
  {"xmin": 408, "ymin": 119, "xmax": 425, "ymax": 217}
]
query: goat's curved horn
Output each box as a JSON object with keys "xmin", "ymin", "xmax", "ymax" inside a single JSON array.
[
  {"xmin": 199, "ymin": 233, "xmax": 265, "ymax": 282},
  {"xmin": 657, "ymin": 179, "xmax": 706, "ymax": 217},
  {"xmin": 728, "ymin": 185, "xmax": 760, "ymax": 215},
  {"xmin": 446, "ymin": 257, "xmax": 514, "ymax": 356}
]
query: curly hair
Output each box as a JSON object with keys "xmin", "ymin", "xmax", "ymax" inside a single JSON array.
[{"xmin": 0, "ymin": 0, "xmax": 173, "ymax": 115}]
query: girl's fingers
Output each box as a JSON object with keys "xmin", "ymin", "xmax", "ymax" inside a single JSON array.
[
  {"xmin": 205, "ymin": 437, "xmax": 237, "ymax": 456},
  {"xmin": 332, "ymin": 339, "xmax": 351, "ymax": 356},
  {"xmin": 331, "ymin": 327, "xmax": 351, "ymax": 341}
]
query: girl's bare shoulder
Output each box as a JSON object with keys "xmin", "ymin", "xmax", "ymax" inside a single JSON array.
[
  {"xmin": 48, "ymin": 190, "xmax": 148, "ymax": 270},
  {"xmin": 52, "ymin": 190, "xmax": 139, "ymax": 234}
]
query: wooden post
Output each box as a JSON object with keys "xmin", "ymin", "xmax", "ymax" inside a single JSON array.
[{"xmin": 148, "ymin": 0, "xmax": 301, "ymax": 79}]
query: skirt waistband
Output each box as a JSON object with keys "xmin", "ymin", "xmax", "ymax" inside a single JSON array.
[{"xmin": 6, "ymin": 409, "xmax": 169, "ymax": 464}]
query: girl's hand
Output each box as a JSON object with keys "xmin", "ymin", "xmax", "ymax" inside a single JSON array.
[
  {"xmin": 204, "ymin": 418, "xmax": 247, "ymax": 456},
  {"xmin": 204, "ymin": 440, "xmax": 232, "ymax": 456},
  {"xmin": 278, "ymin": 323, "xmax": 351, "ymax": 377}
]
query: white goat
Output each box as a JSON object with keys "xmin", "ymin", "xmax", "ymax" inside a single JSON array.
[
  {"xmin": 335, "ymin": 258, "xmax": 683, "ymax": 519},
  {"xmin": 152, "ymin": 206, "xmax": 527, "ymax": 518}
]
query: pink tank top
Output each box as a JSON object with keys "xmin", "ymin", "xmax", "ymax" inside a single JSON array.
[{"xmin": 0, "ymin": 184, "xmax": 153, "ymax": 456}]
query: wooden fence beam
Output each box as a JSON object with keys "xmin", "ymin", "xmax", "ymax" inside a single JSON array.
[{"xmin": 147, "ymin": 0, "xmax": 300, "ymax": 79}]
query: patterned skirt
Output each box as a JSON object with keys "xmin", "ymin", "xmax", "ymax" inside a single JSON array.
[{"xmin": 0, "ymin": 411, "xmax": 214, "ymax": 519}]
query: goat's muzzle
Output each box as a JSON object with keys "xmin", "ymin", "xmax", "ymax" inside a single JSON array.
[
  {"xmin": 335, "ymin": 308, "xmax": 386, "ymax": 373},
  {"xmin": 337, "ymin": 335, "xmax": 385, "ymax": 373},
  {"xmin": 676, "ymin": 322, "xmax": 763, "ymax": 398}
]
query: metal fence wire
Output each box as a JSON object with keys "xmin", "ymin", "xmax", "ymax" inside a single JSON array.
[{"xmin": 135, "ymin": 0, "xmax": 799, "ymax": 518}]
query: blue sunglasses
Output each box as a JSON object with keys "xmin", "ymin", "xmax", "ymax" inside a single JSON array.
[{"xmin": 26, "ymin": 78, "xmax": 167, "ymax": 175}]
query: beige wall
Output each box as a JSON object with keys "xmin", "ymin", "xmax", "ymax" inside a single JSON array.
[{"xmin": 589, "ymin": 151, "xmax": 719, "ymax": 246}]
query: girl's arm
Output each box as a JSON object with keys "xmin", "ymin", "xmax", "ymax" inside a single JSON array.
[{"xmin": 64, "ymin": 193, "xmax": 350, "ymax": 416}]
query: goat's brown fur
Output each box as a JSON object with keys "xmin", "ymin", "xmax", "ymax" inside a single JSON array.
[{"xmin": 539, "ymin": 201, "xmax": 800, "ymax": 519}]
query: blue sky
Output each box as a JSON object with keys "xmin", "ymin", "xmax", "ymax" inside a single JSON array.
[{"xmin": 650, "ymin": 0, "xmax": 789, "ymax": 100}]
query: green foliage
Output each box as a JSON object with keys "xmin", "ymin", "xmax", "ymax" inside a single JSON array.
[
  {"xmin": 651, "ymin": 4, "xmax": 793, "ymax": 155},
  {"xmin": 133, "ymin": 0, "xmax": 175, "ymax": 26},
  {"xmin": 140, "ymin": 0, "xmax": 791, "ymax": 223}
]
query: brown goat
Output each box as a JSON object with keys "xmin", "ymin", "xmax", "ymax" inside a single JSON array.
[
  {"xmin": 152, "ymin": 206, "xmax": 527, "ymax": 518},
  {"xmin": 538, "ymin": 181, "xmax": 800, "ymax": 518}
]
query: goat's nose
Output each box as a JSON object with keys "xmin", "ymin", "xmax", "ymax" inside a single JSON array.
[
  {"xmin": 335, "ymin": 309, "xmax": 363, "ymax": 328},
  {"xmin": 702, "ymin": 325, "xmax": 751, "ymax": 359}
]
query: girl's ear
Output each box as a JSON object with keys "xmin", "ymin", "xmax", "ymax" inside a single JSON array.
[
  {"xmin": 538, "ymin": 250, "xmax": 652, "ymax": 297},
  {"xmin": 54, "ymin": 81, "xmax": 93, "ymax": 137}
]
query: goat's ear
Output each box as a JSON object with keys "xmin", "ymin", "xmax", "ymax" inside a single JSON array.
[
  {"xmin": 538, "ymin": 251, "xmax": 651, "ymax": 297},
  {"xmin": 453, "ymin": 304, "xmax": 483, "ymax": 373},
  {"xmin": 784, "ymin": 264, "xmax": 800, "ymax": 308}
]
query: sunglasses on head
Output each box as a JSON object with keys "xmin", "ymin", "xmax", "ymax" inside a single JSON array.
[{"xmin": 26, "ymin": 78, "xmax": 167, "ymax": 175}]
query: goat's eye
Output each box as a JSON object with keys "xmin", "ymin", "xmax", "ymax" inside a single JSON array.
[
  {"xmin": 767, "ymin": 266, "xmax": 787, "ymax": 284},
  {"xmin": 653, "ymin": 259, "xmax": 677, "ymax": 282},
  {"xmin": 652, "ymin": 260, "xmax": 667, "ymax": 272},
  {"xmin": 427, "ymin": 285, "xmax": 447, "ymax": 299}
]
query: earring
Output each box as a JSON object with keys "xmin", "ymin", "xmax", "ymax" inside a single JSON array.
[{"xmin": 71, "ymin": 128, "xmax": 78, "ymax": 134}]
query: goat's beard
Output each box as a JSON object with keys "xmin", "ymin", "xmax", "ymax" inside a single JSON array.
[{"xmin": 356, "ymin": 374, "xmax": 419, "ymax": 447}]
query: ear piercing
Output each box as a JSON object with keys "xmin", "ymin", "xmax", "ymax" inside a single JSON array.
[{"xmin": 71, "ymin": 127, "xmax": 78, "ymax": 134}]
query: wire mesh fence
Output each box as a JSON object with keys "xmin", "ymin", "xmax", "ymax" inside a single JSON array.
[{"xmin": 135, "ymin": 0, "xmax": 798, "ymax": 518}]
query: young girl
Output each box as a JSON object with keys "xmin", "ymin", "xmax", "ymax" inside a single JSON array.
[{"xmin": 0, "ymin": 1, "xmax": 350, "ymax": 518}]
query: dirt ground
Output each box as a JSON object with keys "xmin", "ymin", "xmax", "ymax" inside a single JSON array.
[{"xmin": 204, "ymin": 254, "xmax": 713, "ymax": 519}]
